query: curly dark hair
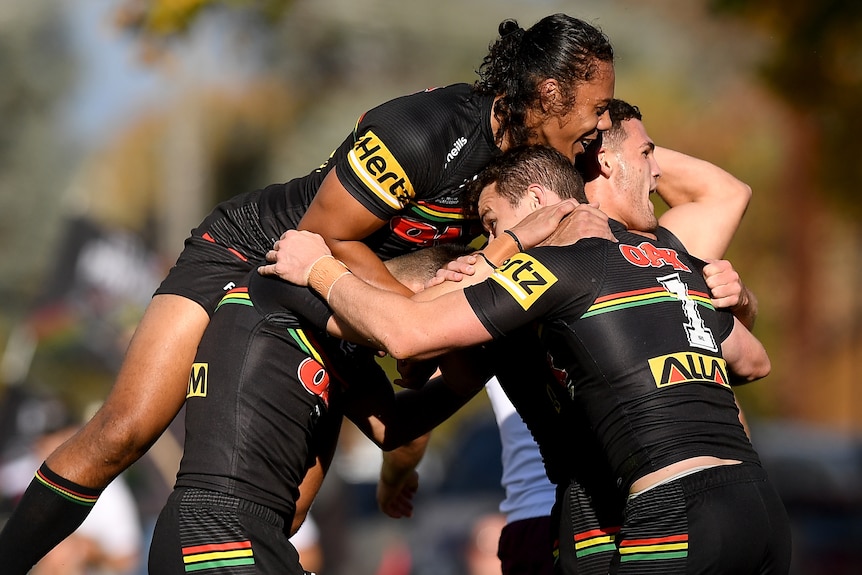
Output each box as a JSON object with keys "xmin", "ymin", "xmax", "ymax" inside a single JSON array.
[{"xmin": 474, "ymin": 14, "xmax": 614, "ymax": 148}]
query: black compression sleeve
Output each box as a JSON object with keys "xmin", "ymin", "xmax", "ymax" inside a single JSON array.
[
  {"xmin": 0, "ymin": 462, "xmax": 102, "ymax": 574},
  {"xmin": 249, "ymin": 273, "xmax": 333, "ymax": 331}
]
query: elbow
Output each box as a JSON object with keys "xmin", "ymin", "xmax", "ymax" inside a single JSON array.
[
  {"xmin": 734, "ymin": 354, "xmax": 771, "ymax": 385},
  {"xmin": 385, "ymin": 338, "xmax": 416, "ymax": 361},
  {"xmin": 755, "ymin": 355, "xmax": 772, "ymax": 380},
  {"xmin": 383, "ymin": 325, "xmax": 438, "ymax": 361},
  {"xmin": 750, "ymin": 349, "xmax": 771, "ymax": 381},
  {"xmin": 734, "ymin": 181, "xmax": 753, "ymax": 209}
]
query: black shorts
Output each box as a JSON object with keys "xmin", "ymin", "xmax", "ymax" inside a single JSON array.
[
  {"xmin": 611, "ymin": 463, "xmax": 791, "ymax": 574},
  {"xmin": 554, "ymin": 478, "xmax": 624, "ymax": 575},
  {"xmin": 149, "ymin": 487, "xmax": 308, "ymax": 575},
  {"xmin": 154, "ymin": 190, "xmax": 273, "ymax": 316},
  {"xmin": 498, "ymin": 515, "xmax": 555, "ymax": 575}
]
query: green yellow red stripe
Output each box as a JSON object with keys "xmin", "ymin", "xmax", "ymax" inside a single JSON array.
[
  {"xmin": 619, "ymin": 533, "xmax": 688, "ymax": 562},
  {"xmin": 582, "ymin": 287, "xmax": 713, "ymax": 319},
  {"xmin": 182, "ymin": 540, "xmax": 254, "ymax": 572},
  {"xmin": 408, "ymin": 201, "xmax": 469, "ymax": 222},
  {"xmin": 286, "ymin": 328, "xmax": 325, "ymax": 365},
  {"xmin": 574, "ymin": 525, "xmax": 620, "ymax": 558},
  {"xmin": 35, "ymin": 469, "xmax": 98, "ymax": 506},
  {"xmin": 215, "ymin": 287, "xmax": 252, "ymax": 311}
]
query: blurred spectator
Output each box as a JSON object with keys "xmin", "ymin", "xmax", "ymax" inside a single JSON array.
[
  {"xmin": 465, "ymin": 513, "xmax": 506, "ymax": 575},
  {"xmin": 1, "ymin": 402, "xmax": 142, "ymax": 574},
  {"xmin": 291, "ymin": 510, "xmax": 324, "ymax": 574}
]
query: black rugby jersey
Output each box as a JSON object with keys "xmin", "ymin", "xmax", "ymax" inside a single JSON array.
[
  {"xmin": 204, "ymin": 84, "xmax": 492, "ymax": 263},
  {"xmin": 464, "ymin": 220, "xmax": 759, "ymax": 492},
  {"xmin": 490, "ymin": 332, "xmax": 617, "ymax": 495},
  {"xmin": 176, "ymin": 273, "xmax": 387, "ymax": 518}
]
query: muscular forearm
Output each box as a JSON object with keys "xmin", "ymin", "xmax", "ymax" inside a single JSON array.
[
  {"xmin": 321, "ymin": 270, "xmax": 486, "ymax": 359},
  {"xmin": 655, "ymin": 146, "xmax": 751, "ymax": 260},
  {"xmin": 655, "ymin": 146, "xmax": 751, "ymax": 209},
  {"xmin": 731, "ymin": 284, "xmax": 758, "ymax": 331},
  {"xmin": 329, "ymin": 239, "xmax": 414, "ymax": 295},
  {"xmin": 380, "ymin": 434, "xmax": 430, "ymax": 485}
]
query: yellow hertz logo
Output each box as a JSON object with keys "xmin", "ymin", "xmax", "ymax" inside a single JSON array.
[
  {"xmin": 348, "ymin": 130, "xmax": 414, "ymax": 209},
  {"xmin": 187, "ymin": 363, "xmax": 208, "ymax": 398},
  {"xmin": 648, "ymin": 352, "xmax": 730, "ymax": 388},
  {"xmin": 491, "ymin": 254, "xmax": 557, "ymax": 310}
]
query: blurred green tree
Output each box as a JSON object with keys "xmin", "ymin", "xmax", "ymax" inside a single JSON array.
[{"xmin": 711, "ymin": 0, "xmax": 862, "ymax": 424}]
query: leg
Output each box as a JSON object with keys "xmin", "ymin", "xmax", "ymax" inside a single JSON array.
[
  {"xmin": 47, "ymin": 294, "xmax": 209, "ymax": 487},
  {"xmin": 0, "ymin": 294, "xmax": 209, "ymax": 574},
  {"xmin": 498, "ymin": 515, "xmax": 555, "ymax": 575}
]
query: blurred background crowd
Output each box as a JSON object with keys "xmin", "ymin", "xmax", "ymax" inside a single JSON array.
[{"xmin": 1, "ymin": 0, "xmax": 861, "ymax": 573}]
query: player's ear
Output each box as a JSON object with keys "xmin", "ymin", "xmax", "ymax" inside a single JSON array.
[
  {"xmin": 525, "ymin": 184, "xmax": 545, "ymax": 209},
  {"xmin": 597, "ymin": 147, "xmax": 613, "ymax": 178},
  {"xmin": 537, "ymin": 79, "xmax": 561, "ymax": 114}
]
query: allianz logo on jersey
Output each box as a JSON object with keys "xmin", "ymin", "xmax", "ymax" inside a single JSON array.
[
  {"xmin": 445, "ymin": 137, "xmax": 468, "ymax": 164},
  {"xmin": 187, "ymin": 363, "xmax": 208, "ymax": 398},
  {"xmin": 648, "ymin": 352, "xmax": 729, "ymax": 389}
]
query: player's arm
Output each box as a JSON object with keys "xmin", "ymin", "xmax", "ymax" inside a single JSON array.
[
  {"xmin": 262, "ymin": 230, "xmax": 492, "ymax": 359},
  {"xmin": 291, "ymin": 460, "xmax": 326, "ymax": 536},
  {"xmin": 346, "ymin": 350, "xmax": 488, "ymax": 450},
  {"xmin": 262, "ymin": 202, "xmax": 580, "ymax": 354},
  {"xmin": 655, "ymin": 146, "xmax": 751, "ymax": 260},
  {"xmin": 335, "ymin": 274, "xmax": 489, "ymax": 359},
  {"xmin": 720, "ymin": 317, "xmax": 771, "ymax": 384},
  {"xmin": 376, "ymin": 434, "xmax": 429, "ymax": 519},
  {"xmin": 281, "ymin": 168, "xmax": 414, "ymax": 296}
]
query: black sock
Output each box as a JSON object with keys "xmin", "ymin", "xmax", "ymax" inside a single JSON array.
[{"xmin": 0, "ymin": 462, "xmax": 102, "ymax": 574}]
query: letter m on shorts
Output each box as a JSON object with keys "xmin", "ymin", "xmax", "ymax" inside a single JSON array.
[{"xmin": 187, "ymin": 363, "xmax": 208, "ymax": 398}]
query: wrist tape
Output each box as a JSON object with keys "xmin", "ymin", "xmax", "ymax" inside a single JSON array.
[
  {"xmin": 308, "ymin": 255, "xmax": 352, "ymax": 302},
  {"xmin": 481, "ymin": 232, "xmax": 521, "ymax": 267}
]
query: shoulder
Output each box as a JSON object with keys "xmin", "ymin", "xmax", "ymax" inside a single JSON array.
[{"xmin": 358, "ymin": 84, "xmax": 481, "ymax": 137}]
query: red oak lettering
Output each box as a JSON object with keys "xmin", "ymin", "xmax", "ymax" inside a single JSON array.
[{"xmin": 619, "ymin": 242, "xmax": 691, "ymax": 272}]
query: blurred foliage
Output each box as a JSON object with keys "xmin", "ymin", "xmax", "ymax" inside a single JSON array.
[
  {"xmin": 115, "ymin": 0, "xmax": 292, "ymax": 37},
  {"xmin": 0, "ymin": 2, "xmax": 78, "ymax": 311},
  {"xmin": 711, "ymin": 0, "xmax": 862, "ymax": 217}
]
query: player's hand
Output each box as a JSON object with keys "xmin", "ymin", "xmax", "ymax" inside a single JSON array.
[
  {"xmin": 377, "ymin": 469, "xmax": 419, "ymax": 519},
  {"xmin": 508, "ymin": 199, "xmax": 579, "ymax": 249},
  {"xmin": 703, "ymin": 259, "xmax": 744, "ymax": 309},
  {"xmin": 705, "ymin": 259, "xmax": 759, "ymax": 330},
  {"xmin": 258, "ymin": 230, "xmax": 332, "ymax": 285},
  {"xmin": 538, "ymin": 203, "xmax": 616, "ymax": 247},
  {"xmin": 424, "ymin": 254, "xmax": 480, "ymax": 288},
  {"xmin": 704, "ymin": 259, "xmax": 758, "ymax": 329},
  {"xmin": 394, "ymin": 358, "xmax": 439, "ymax": 390}
]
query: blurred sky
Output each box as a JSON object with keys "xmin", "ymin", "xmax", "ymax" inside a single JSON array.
[
  {"xmin": 63, "ymin": 0, "xmax": 166, "ymax": 146},
  {"xmin": 62, "ymin": 0, "xmax": 270, "ymax": 148}
]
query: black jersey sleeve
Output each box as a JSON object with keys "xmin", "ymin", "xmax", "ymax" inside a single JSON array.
[
  {"xmin": 334, "ymin": 97, "xmax": 439, "ymax": 220},
  {"xmin": 334, "ymin": 84, "xmax": 480, "ymax": 221},
  {"xmin": 248, "ymin": 273, "xmax": 333, "ymax": 331},
  {"xmin": 714, "ymin": 307, "xmax": 736, "ymax": 344},
  {"xmin": 463, "ymin": 244, "xmax": 604, "ymax": 338}
]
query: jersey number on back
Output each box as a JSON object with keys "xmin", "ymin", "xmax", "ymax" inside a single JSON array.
[{"xmin": 657, "ymin": 273, "xmax": 717, "ymax": 352}]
